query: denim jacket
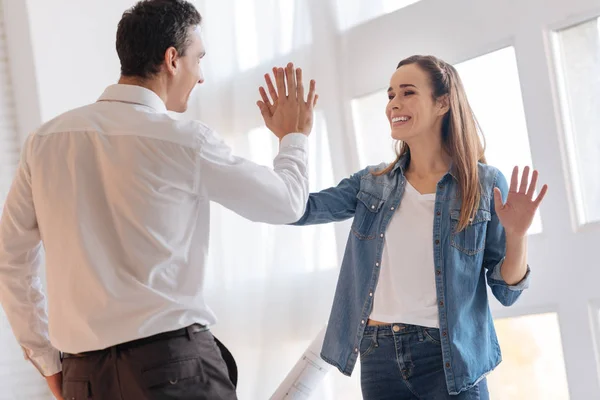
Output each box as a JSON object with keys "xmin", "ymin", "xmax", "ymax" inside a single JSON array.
[{"xmin": 293, "ymin": 154, "xmax": 530, "ymax": 395}]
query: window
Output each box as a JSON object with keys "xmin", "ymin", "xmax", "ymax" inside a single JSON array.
[
  {"xmin": 335, "ymin": 0, "xmax": 422, "ymax": 31},
  {"xmin": 245, "ymin": 112, "xmax": 338, "ymax": 272},
  {"xmin": 455, "ymin": 47, "xmax": 542, "ymax": 234},
  {"xmin": 234, "ymin": 0, "xmax": 312, "ymax": 71},
  {"xmin": 351, "ymin": 89, "xmax": 396, "ymax": 168},
  {"xmin": 553, "ymin": 17, "xmax": 600, "ymax": 225},
  {"xmin": 489, "ymin": 313, "xmax": 570, "ymax": 399},
  {"xmin": 351, "ymin": 48, "xmax": 542, "ymax": 234}
]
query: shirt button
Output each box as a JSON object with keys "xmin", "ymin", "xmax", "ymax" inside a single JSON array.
[
  {"xmin": 355, "ymin": 348, "xmax": 359, "ymax": 353},
  {"xmin": 369, "ymin": 292, "xmax": 373, "ymax": 297},
  {"xmin": 391, "ymin": 207, "xmax": 395, "ymax": 210},
  {"xmin": 392, "ymin": 325, "xmax": 400, "ymax": 332},
  {"xmin": 380, "ymin": 234, "xmax": 384, "ymax": 238},
  {"xmin": 371, "ymin": 205, "xmax": 375, "ymax": 209},
  {"xmin": 361, "ymin": 320, "xmax": 365, "ymax": 324},
  {"xmin": 376, "ymin": 262, "xmax": 380, "ymax": 267}
]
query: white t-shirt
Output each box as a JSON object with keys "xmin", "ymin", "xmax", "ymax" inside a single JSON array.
[{"xmin": 370, "ymin": 180, "xmax": 439, "ymax": 328}]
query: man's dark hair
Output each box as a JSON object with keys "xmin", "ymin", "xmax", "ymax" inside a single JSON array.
[{"xmin": 116, "ymin": 0, "xmax": 202, "ymax": 78}]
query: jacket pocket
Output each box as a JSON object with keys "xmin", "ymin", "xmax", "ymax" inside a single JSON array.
[
  {"xmin": 450, "ymin": 209, "xmax": 491, "ymax": 255},
  {"xmin": 351, "ymin": 190, "xmax": 385, "ymax": 240}
]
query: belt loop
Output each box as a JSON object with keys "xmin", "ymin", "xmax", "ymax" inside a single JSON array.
[
  {"xmin": 110, "ymin": 346, "xmax": 117, "ymax": 359},
  {"xmin": 372, "ymin": 325, "xmax": 379, "ymax": 347},
  {"xmin": 417, "ymin": 326, "xmax": 424, "ymax": 342},
  {"xmin": 186, "ymin": 325, "xmax": 194, "ymax": 341}
]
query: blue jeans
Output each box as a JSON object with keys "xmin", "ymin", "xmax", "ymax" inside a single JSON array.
[{"xmin": 360, "ymin": 324, "xmax": 489, "ymax": 400}]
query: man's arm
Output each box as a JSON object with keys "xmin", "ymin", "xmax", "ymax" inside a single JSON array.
[
  {"xmin": 0, "ymin": 136, "xmax": 62, "ymax": 392},
  {"xmin": 198, "ymin": 129, "xmax": 309, "ymax": 224},
  {"xmin": 199, "ymin": 63, "xmax": 316, "ymax": 224}
]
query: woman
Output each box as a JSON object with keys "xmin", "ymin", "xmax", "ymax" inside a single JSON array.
[{"xmin": 257, "ymin": 56, "xmax": 548, "ymax": 399}]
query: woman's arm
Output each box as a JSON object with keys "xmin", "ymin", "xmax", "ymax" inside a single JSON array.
[
  {"xmin": 292, "ymin": 169, "xmax": 367, "ymax": 226},
  {"xmin": 484, "ymin": 166, "xmax": 547, "ymax": 306}
]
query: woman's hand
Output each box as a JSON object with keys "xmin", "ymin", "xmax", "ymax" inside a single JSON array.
[{"xmin": 495, "ymin": 166, "xmax": 548, "ymax": 237}]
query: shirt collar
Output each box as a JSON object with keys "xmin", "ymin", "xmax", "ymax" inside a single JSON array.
[
  {"xmin": 97, "ymin": 84, "xmax": 168, "ymax": 113},
  {"xmin": 391, "ymin": 151, "xmax": 458, "ymax": 181}
]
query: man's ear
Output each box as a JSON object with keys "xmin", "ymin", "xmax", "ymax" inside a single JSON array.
[
  {"xmin": 164, "ymin": 47, "xmax": 179, "ymax": 76},
  {"xmin": 437, "ymin": 94, "xmax": 450, "ymax": 116}
]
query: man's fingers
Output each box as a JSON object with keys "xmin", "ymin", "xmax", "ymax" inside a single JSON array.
[
  {"xmin": 306, "ymin": 79, "xmax": 316, "ymax": 107},
  {"xmin": 265, "ymin": 73, "xmax": 278, "ymax": 103},
  {"xmin": 296, "ymin": 68, "xmax": 305, "ymax": 103},
  {"xmin": 275, "ymin": 67, "xmax": 286, "ymax": 100},
  {"xmin": 259, "ymin": 86, "xmax": 272, "ymax": 108},
  {"xmin": 256, "ymin": 101, "xmax": 272, "ymax": 119},
  {"xmin": 285, "ymin": 62, "xmax": 297, "ymax": 101}
]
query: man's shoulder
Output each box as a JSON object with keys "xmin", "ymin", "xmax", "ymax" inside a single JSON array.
[{"xmin": 32, "ymin": 103, "xmax": 218, "ymax": 150}]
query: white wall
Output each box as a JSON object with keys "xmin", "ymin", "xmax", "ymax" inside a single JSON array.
[{"xmin": 23, "ymin": 0, "xmax": 133, "ymax": 122}]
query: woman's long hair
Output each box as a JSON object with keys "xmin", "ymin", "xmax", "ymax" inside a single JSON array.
[{"xmin": 375, "ymin": 55, "xmax": 486, "ymax": 232}]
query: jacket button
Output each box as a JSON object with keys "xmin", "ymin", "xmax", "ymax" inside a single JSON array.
[
  {"xmin": 446, "ymin": 363, "xmax": 451, "ymax": 368},
  {"xmin": 439, "ymin": 301, "xmax": 444, "ymax": 306},
  {"xmin": 435, "ymin": 240, "xmax": 440, "ymax": 245}
]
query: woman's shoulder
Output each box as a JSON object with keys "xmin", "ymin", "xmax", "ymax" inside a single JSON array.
[
  {"xmin": 477, "ymin": 163, "xmax": 508, "ymax": 192},
  {"xmin": 351, "ymin": 162, "xmax": 390, "ymax": 179}
]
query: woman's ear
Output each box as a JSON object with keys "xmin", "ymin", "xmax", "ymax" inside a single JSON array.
[{"xmin": 437, "ymin": 94, "xmax": 450, "ymax": 116}]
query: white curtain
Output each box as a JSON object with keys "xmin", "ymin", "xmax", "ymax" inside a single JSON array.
[{"xmin": 193, "ymin": 0, "xmax": 411, "ymax": 398}]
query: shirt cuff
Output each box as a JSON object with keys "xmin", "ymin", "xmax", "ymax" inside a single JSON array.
[
  {"xmin": 279, "ymin": 133, "xmax": 308, "ymax": 149},
  {"xmin": 488, "ymin": 257, "xmax": 531, "ymax": 291},
  {"xmin": 23, "ymin": 347, "xmax": 62, "ymax": 376}
]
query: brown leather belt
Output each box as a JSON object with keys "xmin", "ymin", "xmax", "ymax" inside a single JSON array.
[{"xmin": 61, "ymin": 323, "xmax": 209, "ymax": 359}]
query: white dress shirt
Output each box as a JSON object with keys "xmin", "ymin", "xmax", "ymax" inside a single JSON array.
[{"xmin": 0, "ymin": 84, "xmax": 309, "ymax": 376}]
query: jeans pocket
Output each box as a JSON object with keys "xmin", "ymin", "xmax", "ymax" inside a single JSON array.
[
  {"xmin": 359, "ymin": 336, "xmax": 378, "ymax": 359},
  {"xmin": 423, "ymin": 328, "xmax": 442, "ymax": 345}
]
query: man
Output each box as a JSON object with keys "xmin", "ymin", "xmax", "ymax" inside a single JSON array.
[{"xmin": 0, "ymin": 0, "xmax": 317, "ymax": 399}]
